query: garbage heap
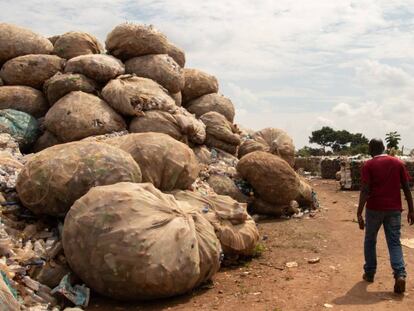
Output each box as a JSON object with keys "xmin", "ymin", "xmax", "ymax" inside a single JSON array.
[
  {"xmin": 340, "ymin": 156, "xmax": 414, "ymax": 190},
  {"xmin": 0, "ymin": 22, "xmax": 315, "ymax": 309}
]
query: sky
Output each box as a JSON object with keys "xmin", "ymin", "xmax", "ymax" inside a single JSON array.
[{"xmin": 1, "ymin": 0, "xmax": 414, "ymax": 150}]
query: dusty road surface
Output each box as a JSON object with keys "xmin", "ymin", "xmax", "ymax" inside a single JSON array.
[{"xmin": 88, "ymin": 180, "xmax": 414, "ymax": 311}]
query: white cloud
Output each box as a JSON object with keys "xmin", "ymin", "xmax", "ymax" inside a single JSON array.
[{"xmin": 1, "ymin": 1, "xmax": 414, "ymax": 150}]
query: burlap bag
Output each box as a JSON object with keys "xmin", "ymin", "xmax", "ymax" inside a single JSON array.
[
  {"xmin": 101, "ymin": 75, "xmax": 176, "ymax": 116},
  {"xmin": 200, "ymin": 112, "xmax": 241, "ymax": 155},
  {"xmin": 173, "ymin": 190, "xmax": 259, "ymax": 256},
  {"xmin": 63, "ymin": 182, "xmax": 221, "ymax": 300},
  {"xmin": 193, "ymin": 145, "xmax": 212, "ymax": 164},
  {"xmin": 129, "ymin": 110, "xmax": 183, "ymax": 142},
  {"xmin": 0, "ymin": 86, "xmax": 48, "ymax": 117},
  {"xmin": 16, "ymin": 141, "xmax": 142, "ymax": 216},
  {"xmin": 65, "ymin": 54, "xmax": 124, "ymax": 83},
  {"xmin": 0, "ymin": 274, "xmax": 20, "ymax": 311},
  {"xmin": 44, "ymin": 72, "xmax": 98, "ymax": 105},
  {"xmin": 48, "ymin": 35, "xmax": 61, "ymax": 45},
  {"xmin": 171, "ymin": 92, "xmax": 182, "ymax": 106},
  {"xmin": 186, "ymin": 93, "xmax": 235, "ymax": 122},
  {"xmin": 250, "ymin": 197, "xmax": 287, "ymax": 216},
  {"xmin": 129, "ymin": 109, "xmax": 206, "ymax": 144},
  {"xmin": 0, "ymin": 54, "xmax": 65, "ymax": 89},
  {"xmin": 238, "ymin": 139, "xmax": 269, "ymax": 159},
  {"xmin": 125, "ymin": 54, "xmax": 184, "ymax": 93},
  {"xmin": 237, "ymin": 151, "xmax": 300, "ymax": 205},
  {"xmin": 44, "ymin": 91, "xmax": 126, "ymax": 142},
  {"xmin": 252, "ymin": 128, "xmax": 295, "ymax": 167},
  {"xmin": 182, "ymin": 69, "xmax": 219, "ymax": 103},
  {"xmin": 53, "ymin": 31, "xmax": 103, "ymax": 59},
  {"xmin": 104, "ymin": 133, "xmax": 200, "ymax": 191},
  {"xmin": 166, "ymin": 42, "xmax": 186, "ymax": 67},
  {"xmin": 296, "ymin": 177, "xmax": 313, "ymax": 206},
  {"xmin": 206, "ymin": 174, "xmax": 249, "ymax": 203},
  {"xmin": 105, "ymin": 23, "xmax": 169, "ymax": 60},
  {"xmin": 32, "ymin": 130, "xmax": 60, "ymax": 152},
  {"xmin": 0, "ymin": 23, "xmax": 53, "ymax": 65}
]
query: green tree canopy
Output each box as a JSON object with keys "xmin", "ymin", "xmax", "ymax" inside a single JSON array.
[
  {"xmin": 309, "ymin": 126, "xmax": 369, "ymax": 154},
  {"xmin": 385, "ymin": 131, "xmax": 401, "ymax": 150}
]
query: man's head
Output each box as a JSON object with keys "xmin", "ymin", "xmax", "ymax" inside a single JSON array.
[{"xmin": 369, "ymin": 138, "xmax": 385, "ymax": 157}]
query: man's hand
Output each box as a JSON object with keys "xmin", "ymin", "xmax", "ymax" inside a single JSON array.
[
  {"xmin": 357, "ymin": 214, "xmax": 365, "ymax": 230},
  {"xmin": 408, "ymin": 211, "xmax": 414, "ymax": 225}
]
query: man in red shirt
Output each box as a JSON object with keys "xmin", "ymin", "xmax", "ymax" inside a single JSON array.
[{"xmin": 357, "ymin": 138, "xmax": 414, "ymax": 294}]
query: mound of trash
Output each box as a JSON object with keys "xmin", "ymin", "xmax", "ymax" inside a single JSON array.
[{"xmin": 0, "ymin": 22, "xmax": 318, "ymax": 309}]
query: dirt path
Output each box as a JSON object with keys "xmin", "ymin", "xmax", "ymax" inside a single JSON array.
[{"xmin": 88, "ymin": 180, "xmax": 414, "ymax": 311}]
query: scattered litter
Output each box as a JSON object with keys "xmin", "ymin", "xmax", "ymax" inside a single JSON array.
[
  {"xmin": 401, "ymin": 238, "xmax": 414, "ymax": 249},
  {"xmin": 308, "ymin": 257, "xmax": 320, "ymax": 264},
  {"xmin": 285, "ymin": 261, "xmax": 298, "ymax": 268},
  {"xmin": 51, "ymin": 274, "xmax": 90, "ymax": 308}
]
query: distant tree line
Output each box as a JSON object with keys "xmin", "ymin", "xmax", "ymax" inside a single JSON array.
[{"xmin": 297, "ymin": 127, "xmax": 404, "ymax": 157}]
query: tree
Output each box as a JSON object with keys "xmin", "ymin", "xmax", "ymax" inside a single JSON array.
[
  {"xmin": 309, "ymin": 126, "xmax": 336, "ymax": 151},
  {"xmin": 309, "ymin": 127, "xmax": 369, "ymax": 154},
  {"xmin": 385, "ymin": 131, "xmax": 401, "ymax": 150}
]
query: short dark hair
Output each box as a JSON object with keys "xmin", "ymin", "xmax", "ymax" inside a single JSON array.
[{"xmin": 369, "ymin": 138, "xmax": 385, "ymax": 157}]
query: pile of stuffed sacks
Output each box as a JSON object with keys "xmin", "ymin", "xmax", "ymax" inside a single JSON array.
[{"xmin": 0, "ymin": 22, "xmax": 316, "ymax": 310}]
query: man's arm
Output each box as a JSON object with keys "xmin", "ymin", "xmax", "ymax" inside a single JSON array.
[
  {"xmin": 357, "ymin": 183, "xmax": 370, "ymax": 230},
  {"xmin": 401, "ymin": 182, "xmax": 414, "ymax": 225}
]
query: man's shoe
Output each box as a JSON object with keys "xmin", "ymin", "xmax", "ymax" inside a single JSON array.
[
  {"xmin": 394, "ymin": 276, "xmax": 406, "ymax": 294},
  {"xmin": 363, "ymin": 273, "xmax": 374, "ymax": 283}
]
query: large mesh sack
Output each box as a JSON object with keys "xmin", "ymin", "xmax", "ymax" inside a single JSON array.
[
  {"xmin": 125, "ymin": 54, "xmax": 184, "ymax": 93},
  {"xmin": 193, "ymin": 145, "xmax": 212, "ymax": 164},
  {"xmin": 187, "ymin": 93, "xmax": 235, "ymax": 122},
  {"xmin": 44, "ymin": 72, "xmax": 98, "ymax": 105},
  {"xmin": 64, "ymin": 54, "xmax": 125, "ymax": 83},
  {"xmin": 200, "ymin": 112, "xmax": 241, "ymax": 155},
  {"xmin": 105, "ymin": 23, "xmax": 169, "ymax": 60},
  {"xmin": 297, "ymin": 177, "xmax": 313, "ymax": 206},
  {"xmin": 173, "ymin": 191, "xmax": 259, "ymax": 256},
  {"xmin": 102, "ymin": 75, "xmax": 176, "ymax": 116},
  {"xmin": 0, "ymin": 23, "xmax": 53, "ymax": 65},
  {"xmin": 129, "ymin": 110, "xmax": 182, "ymax": 142},
  {"xmin": 171, "ymin": 92, "xmax": 182, "ymax": 106},
  {"xmin": 206, "ymin": 174, "xmax": 249, "ymax": 203},
  {"xmin": 103, "ymin": 133, "xmax": 200, "ymax": 191},
  {"xmin": 32, "ymin": 130, "xmax": 60, "ymax": 152},
  {"xmin": 166, "ymin": 42, "xmax": 186, "ymax": 67},
  {"xmin": 129, "ymin": 109, "xmax": 205, "ymax": 144},
  {"xmin": 44, "ymin": 91, "xmax": 126, "ymax": 142},
  {"xmin": 238, "ymin": 139, "xmax": 269, "ymax": 159},
  {"xmin": 0, "ymin": 109, "xmax": 39, "ymax": 150},
  {"xmin": 53, "ymin": 31, "xmax": 103, "ymax": 59},
  {"xmin": 0, "ymin": 86, "xmax": 48, "ymax": 117},
  {"xmin": 252, "ymin": 128, "xmax": 295, "ymax": 167},
  {"xmin": 48, "ymin": 35, "xmax": 61, "ymax": 45},
  {"xmin": 237, "ymin": 151, "xmax": 300, "ymax": 205},
  {"xmin": 250, "ymin": 197, "xmax": 294, "ymax": 216},
  {"xmin": 0, "ymin": 273, "xmax": 20, "ymax": 311},
  {"xmin": 63, "ymin": 182, "xmax": 221, "ymax": 300},
  {"xmin": 182, "ymin": 69, "xmax": 219, "ymax": 103},
  {"xmin": 0, "ymin": 54, "xmax": 65, "ymax": 89},
  {"xmin": 320, "ymin": 157, "xmax": 341, "ymax": 179},
  {"xmin": 16, "ymin": 141, "xmax": 142, "ymax": 216}
]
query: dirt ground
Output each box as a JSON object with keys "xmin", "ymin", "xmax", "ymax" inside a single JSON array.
[{"xmin": 88, "ymin": 179, "xmax": 414, "ymax": 311}]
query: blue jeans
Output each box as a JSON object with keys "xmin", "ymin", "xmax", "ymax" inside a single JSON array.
[{"xmin": 364, "ymin": 208, "xmax": 406, "ymax": 278}]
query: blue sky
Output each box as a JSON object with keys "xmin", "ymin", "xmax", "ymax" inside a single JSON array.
[{"xmin": 2, "ymin": 0, "xmax": 414, "ymax": 150}]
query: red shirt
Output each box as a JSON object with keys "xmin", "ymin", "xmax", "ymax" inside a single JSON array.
[{"xmin": 361, "ymin": 155, "xmax": 410, "ymax": 211}]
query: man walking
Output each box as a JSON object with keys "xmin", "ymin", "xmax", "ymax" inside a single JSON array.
[{"xmin": 357, "ymin": 138, "xmax": 414, "ymax": 294}]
